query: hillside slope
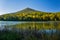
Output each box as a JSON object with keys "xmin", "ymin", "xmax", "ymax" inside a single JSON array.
[{"xmin": 0, "ymin": 8, "xmax": 60, "ymax": 21}]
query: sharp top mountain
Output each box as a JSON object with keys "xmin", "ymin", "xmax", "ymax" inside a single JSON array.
[
  {"xmin": 0, "ymin": 8, "xmax": 60, "ymax": 21},
  {"xmin": 14, "ymin": 8, "xmax": 43, "ymax": 14},
  {"xmin": 0, "ymin": 8, "xmax": 55, "ymax": 15},
  {"xmin": 20, "ymin": 8, "xmax": 37, "ymax": 12}
]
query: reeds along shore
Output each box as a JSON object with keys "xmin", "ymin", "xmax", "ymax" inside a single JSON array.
[{"xmin": 0, "ymin": 25, "xmax": 60, "ymax": 40}]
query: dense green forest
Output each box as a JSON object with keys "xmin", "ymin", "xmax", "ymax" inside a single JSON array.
[{"xmin": 0, "ymin": 8, "xmax": 60, "ymax": 21}]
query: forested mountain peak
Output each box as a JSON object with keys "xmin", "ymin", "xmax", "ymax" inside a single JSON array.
[
  {"xmin": 0, "ymin": 8, "xmax": 60, "ymax": 21},
  {"xmin": 22, "ymin": 8, "xmax": 36, "ymax": 11},
  {"xmin": 16, "ymin": 8, "xmax": 39, "ymax": 13}
]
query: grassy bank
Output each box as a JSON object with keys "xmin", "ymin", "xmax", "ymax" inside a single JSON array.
[{"xmin": 0, "ymin": 29, "xmax": 60, "ymax": 40}]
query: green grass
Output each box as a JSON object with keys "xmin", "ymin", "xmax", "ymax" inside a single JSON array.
[{"xmin": 0, "ymin": 29, "xmax": 60, "ymax": 40}]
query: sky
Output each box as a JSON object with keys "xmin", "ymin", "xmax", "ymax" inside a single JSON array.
[{"xmin": 0, "ymin": 0, "xmax": 60, "ymax": 15}]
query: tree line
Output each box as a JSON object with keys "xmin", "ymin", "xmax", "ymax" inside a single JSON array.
[{"xmin": 0, "ymin": 12, "xmax": 60, "ymax": 21}]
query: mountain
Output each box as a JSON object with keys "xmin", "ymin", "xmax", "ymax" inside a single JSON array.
[
  {"xmin": 14, "ymin": 8, "xmax": 42, "ymax": 14},
  {"xmin": 20, "ymin": 8, "xmax": 37, "ymax": 12},
  {"xmin": 0, "ymin": 8, "xmax": 60, "ymax": 21}
]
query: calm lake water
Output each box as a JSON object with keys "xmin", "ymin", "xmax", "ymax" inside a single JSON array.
[
  {"xmin": 0, "ymin": 21, "xmax": 59, "ymax": 26},
  {"xmin": 0, "ymin": 21, "xmax": 60, "ymax": 40},
  {"xmin": 0, "ymin": 21, "xmax": 60, "ymax": 32}
]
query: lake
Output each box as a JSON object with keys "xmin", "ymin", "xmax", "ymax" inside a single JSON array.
[
  {"xmin": 0, "ymin": 21, "xmax": 59, "ymax": 26},
  {"xmin": 0, "ymin": 21, "xmax": 60, "ymax": 30},
  {"xmin": 0, "ymin": 21, "xmax": 60, "ymax": 40}
]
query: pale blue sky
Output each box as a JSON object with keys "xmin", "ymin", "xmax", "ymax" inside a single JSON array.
[{"xmin": 0, "ymin": 0, "xmax": 60, "ymax": 15}]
